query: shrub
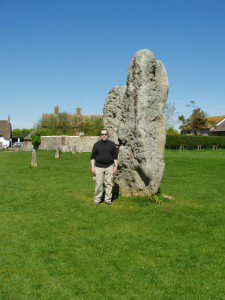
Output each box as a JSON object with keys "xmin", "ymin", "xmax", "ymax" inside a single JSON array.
[
  {"xmin": 166, "ymin": 135, "xmax": 225, "ymax": 150},
  {"xmin": 79, "ymin": 117, "xmax": 103, "ymax": 136},
  {"xmin": 12, "ymin": 128, "xmax": 33, "ymax": 139},
  {"xmin": 166, "ymin": 127, "xmax": 180, "ymax": 135},
  {"xmin": 31, "ymin": 129, "xmax": 53, "ymax": 150}
]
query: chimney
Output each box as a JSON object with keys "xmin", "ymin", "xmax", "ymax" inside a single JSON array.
[
  {"xmin": 76, "ymin": 107, "xmax": 81, "ymax": 116},
  {"xmin": 7, "ymin": 114, "xmax": 11, "ymax": 124},
  {"xmin": 54, "ymin": 105, "xmax": 59, "ymax": 115}
]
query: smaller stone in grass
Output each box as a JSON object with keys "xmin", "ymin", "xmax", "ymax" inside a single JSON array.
[
  {"xmin": 162, "ymin": 194, "xmax": 174, "ymax": 200},
  {"xmin": 31, "ymin": 149, "xmax": 37, "ymax": 167},
  {"xmin": 55, "ymin": 147, "xmax": 60, "ymax": 159}
]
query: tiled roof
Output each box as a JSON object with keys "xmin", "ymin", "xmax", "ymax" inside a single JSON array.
[
  {"xmin": 42, "ymin": 113, "xmax": 102, "ymax": 122},
  {"xmin": 206, "ymin": 115, "xmax": 225, "ymax": 124},
  {"xmin": 210, "ymin": 117, "xmax": 225, "ymax": 132},
  {"xmin": 24, "ymin": 130, "xmax": 36, "ymax": 140}
]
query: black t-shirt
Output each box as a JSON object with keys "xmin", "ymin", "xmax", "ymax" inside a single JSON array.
[{"xmin": 91, "ymin": 139, "xmax": 118, "ymax": 168}]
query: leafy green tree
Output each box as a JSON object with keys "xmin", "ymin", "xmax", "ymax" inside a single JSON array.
[
  {"xmin": 12, "ymin": 128, "xmax": 33, "ymax": 139},
  {"xmin": 179, "ymin": 101, "xmax": 208, "ymax": 135},
  {"xmin": 39, "ymin": 112, "xmax": 103, "ymax": 136},
  {"xmin": 55, "ymin": 113, "xmax": 72, "ymax": 135},
  {"xmin": 79, "ymin": 117, "xmax": 103, "ymax": 136},
  {"xmin": 164, "ymin": 103, "xmax": 180, "ymax": 131},
  {"xmin": 21, "ymin": 129, "xmax": 33, "ymax": 138},
  {"xmin": 31, "ymin": 129, "xmax": 52, "ymax": 150},
  {"xmin": 12, "ymin": 129, "xmax": 22, "ymax": 138},
  {"xmin": 166, "ymin": 127, "xmax": 180, "ymax": 135}
]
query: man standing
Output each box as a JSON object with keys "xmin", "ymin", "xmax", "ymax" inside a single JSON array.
[{"xmin": 91, "ymin": 129, "xmax": 118, "ymax": 205}]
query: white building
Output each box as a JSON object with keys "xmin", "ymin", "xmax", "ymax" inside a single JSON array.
[
  {"xmin": 0, "ymin": 115, "xmax": 12, "ymax": 148},
  {"xmin": 0, "ymin": 136, "xmax": 10, "ymax": 148}
]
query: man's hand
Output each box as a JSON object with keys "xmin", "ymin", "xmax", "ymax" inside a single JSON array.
[
  {"xmin": 91, "ymin": 167, "xmax": 96, "ymax": 175},
  {"xmin": 113, "ymin": 166, "xmax": 118, "ymax": 175}
]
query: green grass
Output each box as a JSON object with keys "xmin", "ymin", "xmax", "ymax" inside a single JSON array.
[{"xmin": 0, "ymin": 150, "xmax": 224, "ymax": 299}]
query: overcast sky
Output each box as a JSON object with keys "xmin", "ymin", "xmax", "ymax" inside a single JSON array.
[{"xmin": 0, "ymin": 0, "xmax": 225, "ymax": 129}]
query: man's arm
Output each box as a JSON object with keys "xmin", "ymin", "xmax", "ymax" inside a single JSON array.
[
  {"xmin": 91, "ymin": 159, "xmax": 96, "ymax": 175},
  {"xmin": 113, "ymin": 159, "xmax": 118, "ymax": 175},
  {"xmin": 114, "ymin": 159, "xmax": 118, "ymax": 167},
  {"xmin": 112, "ymin": 144, "xmax": 118, "ymax": 175},
  {"xmin": 90, "ymin": 144, "xmax": 98, "ymax": 175}
]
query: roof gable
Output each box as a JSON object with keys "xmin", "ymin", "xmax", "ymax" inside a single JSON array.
[
  {"xmin": 207, "ymin": 115, "xmax": 225, "ymax": 124},
  {"xmin": 0, "ymin": 120, "xmax": 12, "ymax": 140},
  {"xmin": 211, "ymin": 117, "xmax": 225, "ymax": 132}
]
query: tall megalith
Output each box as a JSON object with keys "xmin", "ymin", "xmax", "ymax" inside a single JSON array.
[
  {"xmin": 103, "ymin": 49, "xmax": 169, "ymax": 196},
  {"xmin": 103, "ymin": 86, "xmax": 126, "ymax": 144}
]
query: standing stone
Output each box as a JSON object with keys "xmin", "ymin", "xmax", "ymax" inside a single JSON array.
[
  {"xmin": 103, "ymin": 86, "xmax": 126, "ymax": 144},
  {"xmin": 71, "ymin": 145, "xmax": 76, "ymax": 154},
  {"xmin": 103, "ymin": 49, "xmax": 169, "ymax": 196},
  {"xmin": 31, "ymin": 149, "xmax": 37, "ymax": 167},
  {"xmin": 55, "ymin": 147, "xmax": 60, "ymax": 159}
]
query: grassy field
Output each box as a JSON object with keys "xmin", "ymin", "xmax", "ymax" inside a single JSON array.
[{"xmin": 0, "ymin": 150, "xmax": 224, "ymax": 299}]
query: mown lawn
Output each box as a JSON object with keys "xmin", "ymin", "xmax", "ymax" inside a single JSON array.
[{"xmin": 0, "ymin": 150, "xmax": 224, "ymax": 299}]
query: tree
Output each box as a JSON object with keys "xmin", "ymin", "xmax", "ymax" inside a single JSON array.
[
  {"xmin": 78, "ymin": 117, "xmax": 103, "ymax": 136},
  {"xmin": 21, "ymin": 128, "xmax": 33, "ymax": 138},
  {"xmin": 38, "ymin": 112, "xmax": 103, "ymax": 136},
  {"xmin": 164, "ymin": 103, "xmax": 180, "ymax": 131},
  {"xmin": 166, "ymin": 127, "xmax": 180, "ymax": 135},
  {"xmin": 12, "ymin": 128, "xmax": 33, "ymax": 139},
  {"xmin": 12, "ymin": 129, "xmax": 22, "ymax": 138},
  {"xmin": 31, "ymin": 129, "xmax": 52, "ymax": 150},
  {"xmin": 179, "ymin": 101, "xmax": 208, "ymax": 135}
]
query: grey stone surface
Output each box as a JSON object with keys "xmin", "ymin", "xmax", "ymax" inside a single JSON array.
[
  {"xmin": 103, "ymin": 86, "xmax": 126, "ymax": 144},
  {"xmin": 31, "ymin": 150, "xmax": 37, "ymax": 167},
  {"xmin": 103, "ymin": 49, "xmax": 169, "ymax": 196},
  {"xmin": 22, "ymin": 142, "xmax": 34, "ymax": 151},
  {"xmin": 40, "ymin": 136, "xmax": 99, "ymax": 152},
  {"xmin": 71, "ymin": 145, "xmax": 77, "ymax": 154},
  {"xmin": 55, "ymin": 147, "xmax": 60, "ymax": 158}
]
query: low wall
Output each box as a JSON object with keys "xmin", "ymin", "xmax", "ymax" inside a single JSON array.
[
  {"xmin": 40, "ymin": 136, "xmax": 99, "ymax": 152},
  {"xmin": 22, "ymin": 141, "xmax": 34, "ymax": 151}
]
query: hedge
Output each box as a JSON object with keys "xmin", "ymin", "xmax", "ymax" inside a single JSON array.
[{"xmin": 166, "ymin": 135, "xmax": 225, "ymax": 150}]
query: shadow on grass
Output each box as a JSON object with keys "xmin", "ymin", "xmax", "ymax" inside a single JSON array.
[
  {"xmin": 114, "ymin": 190, "xmax": 174, "ymax": 207},
  {"xmin": 99, "ymin": 180, "xmax": 174, "ymax": 207}
]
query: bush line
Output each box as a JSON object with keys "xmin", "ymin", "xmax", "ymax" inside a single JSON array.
[{"xmin": 166, "ymin": 135, "xmax": 225, "ymax": 150}]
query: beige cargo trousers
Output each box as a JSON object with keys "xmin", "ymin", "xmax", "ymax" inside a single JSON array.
[{"xmin": 94, "ymin": 165, "xmax": 114, "ymax": 204}]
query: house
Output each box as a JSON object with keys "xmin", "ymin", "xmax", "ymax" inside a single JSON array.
[
  {"xmin": 181, "ymin": 115, "xmax": 225, "ymax": 136},
  {"xmin": 0, "ymin": 115, "xmax": 12, "ymax": 147},
  {"xmin": 207, "ymin": 115, "xmax": 225, "ymax": 136},
  {"xmin": 24, "ymin": 130, "xmax": 36, "ymax": 142},
  {"xmin": 42, "ymin": 105, "xmax": 102, "ymax": 128},
  {"xmin": 23, "ymin": 130, "xmax": 36, "ymax": 150}
]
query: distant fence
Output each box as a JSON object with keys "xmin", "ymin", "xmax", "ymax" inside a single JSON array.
[{"xmin": 166, "ymin": 135, "xmax": 225, "ymax": 150}]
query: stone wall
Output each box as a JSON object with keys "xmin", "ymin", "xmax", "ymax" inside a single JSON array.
[
  {"xmin": 22, "ymin": 141, "xmax": 34, "ymax": 151},
  {"xmin": 39, "ymin": 136, "xmax": 99, "ymax": 152}
]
